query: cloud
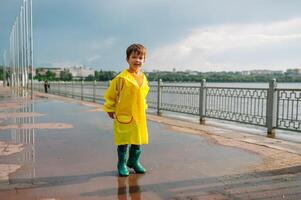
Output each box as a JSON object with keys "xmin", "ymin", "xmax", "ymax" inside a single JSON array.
[
  {"xmin": 86, "ymin": 55, "xmax": 102, "ymax": 63},
  {"xmin": 2, "ymin": 0, "xmax": 301, "ymax": 71},
  {"xmin": 47, "ymin": 61, "xmax": 81, "ymax": 68},
  {"xmin": 36, "ymin": 37, "xmax": 117, "ymax": 68},
  {"xmin": 147, "ymin": 18, "xmax": 301, "ymax": 72}
]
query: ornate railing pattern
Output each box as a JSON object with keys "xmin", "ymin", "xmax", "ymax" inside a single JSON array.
[
  {"xmin": 277, "ymin": 89, "xmax": 301, "ymax": 131},
  {"xmin": 82, "ymin": 82, "xmax": 94, "ymax": 101},
  {"xmin": 148, "ymin": 85, "xmax": 158, "ymax": 109},
  {"xmin": 206, "ymin": 87, "xmax": 267, "ymax": 126},
  {"xmin": 34, "ymin": 81, "xmax": 109, "ymax": 103},
  {"xmin": 161, "ymin": 85, "xmax": 199, "ymax": 115},
  {"xmin": 95, "ymin": 84, "xmax": 107, "ymax": 103}
]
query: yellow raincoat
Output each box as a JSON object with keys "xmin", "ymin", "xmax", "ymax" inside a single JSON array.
[{"xmin": 103, "ymin": 69, "xmax": 149, "ymax": 145}]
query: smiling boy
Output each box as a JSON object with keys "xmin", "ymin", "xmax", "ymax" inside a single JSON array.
[{"xmin": 103, "ymin": 44, "xmax": 149, "ymax": 177}]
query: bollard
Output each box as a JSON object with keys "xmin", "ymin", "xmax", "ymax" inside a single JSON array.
[
  {"xmin": 199, "ymin": 79, "xmax": 206, "ymax": 124},
  {"xmin": 157, "ymin": 79, "xmax": 162, "ymax": 116},
  {"xmin": 81, "ymin": 80, "xmax": 84, "ymax": 100},
  {"xmin": 58, "ymin": 81, "xmax": 61, "ymax": 95},
  {"xmin": 71, "ymin": 81, "xmax": 74, "ymax": 98},
  {"xmin": 93, "ymin": 80, "xmax": 96, "ymax": 102},
  {"xmin": 65, "ymin": 81, "xmax": 67, "ymax": 96},
  {"xmin": 266, "ymin": 79, "xmax": 277, "ymax": 138}
]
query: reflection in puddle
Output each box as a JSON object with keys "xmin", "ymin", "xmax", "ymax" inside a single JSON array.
[
  {"xmin": 0, "ymin": 112, "xmax": 44, "ymax": 120},
  {"xmin": 0, "ymin": 89, "xmax": 37, "ymax": 183},
  {"xmin": 1, "ymin": 122, "xmax": 73, "ymax": 130},
  {"xmin": 10, "ymin": 91, "xmax": 36, "ymax": 182},
  {"xmin": 0, "ymin": 164, "xmax": 21, "ymax": 181},
  {"xmin": 1, "ymin": 89, "xmax": 75, "ymax": 184},
  {"xmin": 0, "ymin": 142, "xmax": 23, "ymax": 156},
  {"xmin": 117, "ymin": 174, "xmax": 144, "ymax": 200}
]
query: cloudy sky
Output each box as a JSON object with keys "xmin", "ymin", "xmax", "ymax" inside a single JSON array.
[{"xmin": 1, "ymin": 0, "xmax": 301, "ymax": 72}]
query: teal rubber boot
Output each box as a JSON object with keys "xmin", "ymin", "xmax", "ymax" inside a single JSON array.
[
  {"xmin": 117, "ymin": 147, "xmax": 129, "ymax": 177},
  {"xmin": 127, "ymin": 146, "xmax": 146, "ymax": 174}
]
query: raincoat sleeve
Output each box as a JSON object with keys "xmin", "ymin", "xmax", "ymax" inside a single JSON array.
[
  {"xmin": 144, "ymin": 77, "xmax": 150, "ymax": 110},
  {"xmin": 103, "ymin": 78, "xmax": 117, "ymax": 112},
  {"xmin": 145, "ymin": 100, "xmax": 149, "ymax": 110}
]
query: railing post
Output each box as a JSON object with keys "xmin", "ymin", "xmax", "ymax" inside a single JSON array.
[
  {"xmin": 93, "ymin": 80, "xmax": 96, "ymax": 102},
  {"xmin": 65, "ymin": 81, "xmax": 67, "ymax": 96},
  {"xmin": 157, "ymin": 78, "xmax": 162, "ymax": 116},
  {"xmin": 199, "ymin": 79, "xmax": 206, "ymax": 124},
  {"xmin": 266, "ymin": 79, "xmax": 277, "ymax": 138},
  {"xmin": 81, "ymin": 80, "xmax": 84, "ymax": 100},
  {"xmin": 71, "ymin": 81, "xmax": 74, "ymax": 98},
  {"xmin": 58, "ymin": 81, "xmax": 61, "ymax": 95}
]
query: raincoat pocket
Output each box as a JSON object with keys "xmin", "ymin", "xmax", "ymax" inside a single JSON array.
[{"xmin": 115, "ymin": 114, "xmax": 133, "ymax": 124}]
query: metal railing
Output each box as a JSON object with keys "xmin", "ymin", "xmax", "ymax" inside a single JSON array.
[
  {"xmin": 205, "ymin": 87, "xmax": 267, "ymax": 126},
  {"xmin": 33, "ymin": 81, "xmax": 108, "ymax": 103},
  {"xmin": 32, "ymin": 79, "xmax": 301, "ymax": 136},
  {"xmin": 277, "ymin": 89, "xmax": 301, "ymax": 132}
]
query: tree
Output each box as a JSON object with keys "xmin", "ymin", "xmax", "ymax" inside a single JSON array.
[
  {"xmin": 46, "ymin": 70, "xmax": 56, "ymax": 80},
  {"xmin": 60, "ymin": 70, "xmax": 73, "ymax": 81},
  {"xmin": 34, "ymin": 69, "xmax": 57, "ymax": 81},
  {"xmin": 85, "ymin": 74, "xmax": 95, "ymax": 81},
  {"xmin": 95, "ymin": 70, "xmax": 116, "ymax": 81}
]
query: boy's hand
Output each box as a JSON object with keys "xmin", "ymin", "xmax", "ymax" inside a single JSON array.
[{"xmin": 107, "ymin": 112, "xmax": 115, "ymax": 119}]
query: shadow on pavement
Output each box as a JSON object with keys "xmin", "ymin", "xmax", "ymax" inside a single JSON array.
[
  {"xmin": 80, "ymin": 165, "xmax": 301, "ymax": 199},
  {"xmin": 1, "ymin": 170, "xmax": 115, "ymax": 189}
]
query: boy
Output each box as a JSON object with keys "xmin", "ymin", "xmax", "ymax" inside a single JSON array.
[{"xmin": 103, "ymin": 44, "xmax": 149, "ymax": 176}]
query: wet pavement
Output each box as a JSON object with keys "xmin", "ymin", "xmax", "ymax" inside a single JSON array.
[{"xmin": 0, "ymin": 87, "xmax": 301, "ymax": 200}]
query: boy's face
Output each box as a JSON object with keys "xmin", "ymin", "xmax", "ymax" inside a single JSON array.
[{"xmin": 127, "ymin": 51, "xmax": 145, "ymax": 71}]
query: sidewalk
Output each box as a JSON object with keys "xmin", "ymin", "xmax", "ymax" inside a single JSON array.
[{"xmin": 0, "ymin": 87, "xmax": 300, "ymax": 199}]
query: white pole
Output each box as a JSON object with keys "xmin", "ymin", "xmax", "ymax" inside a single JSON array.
[
  {"xmin": 23, "ymin": 3, "xmax": 27, "ymax": 88},
  {"xmin": 11, "ymin": 26, "xmax": 14, "ymax": 87},
  {"xmin": 9, "ymin": 31, "xmax": 12, "ymax": 87},
  {"xmin": 23, "ymin": 5, "xmax": 26, "ymax": 88},
  {"xmin": 25, "ymin": 0, "xmax": 29, "ymax": 89},
  {"xmin": 10, "ymin": 30, "xmax": 13, "ymax": 87},
  {"xmin": 3, "ymin": 50, "xmax": 7, "ymax": 86},
  {"xmin": 29, "ymin": 0, "xmax": 34, "ymax": 99},
  {"xmin": 12, "ymin": 25, "xmax": 16, "ymax": 87},
  {"xmin": 15, "ymin": 19, "xmax": 18, "ymax": 87},
  {"xmin": 16, "ymin": 18, "xmax": 19, "ymax": 88},
  {"xmin": 20, "ymin": 6, "xmax": 24, "ymax": 87}
]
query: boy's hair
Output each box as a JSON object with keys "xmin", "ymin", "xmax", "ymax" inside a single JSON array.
[{"xmin": 126, "ymin": 44, "xmax": 147, "ymax": 60}]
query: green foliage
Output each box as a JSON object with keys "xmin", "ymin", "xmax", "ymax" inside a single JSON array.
[
  {"xmin": 34, "ymin": 69, "xmax": 57, "ymax": 81},
  {"xmin": 85, "ymin": 74, "xmax": 95, "ymax": 81},
  {"xmin": 94, "ymin": 70, "xmax": 117, "ymax": 81},
  {"xmin": 46, "ymin": 70, "xmax": 56, "ymax": 79},
  {"xmin": 60, "ymin": 70, "xmax": 73, "ymax": 81},
  {"xmin": 145, "ymin": 71, "xmax": 301, "ymax": 82}
]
